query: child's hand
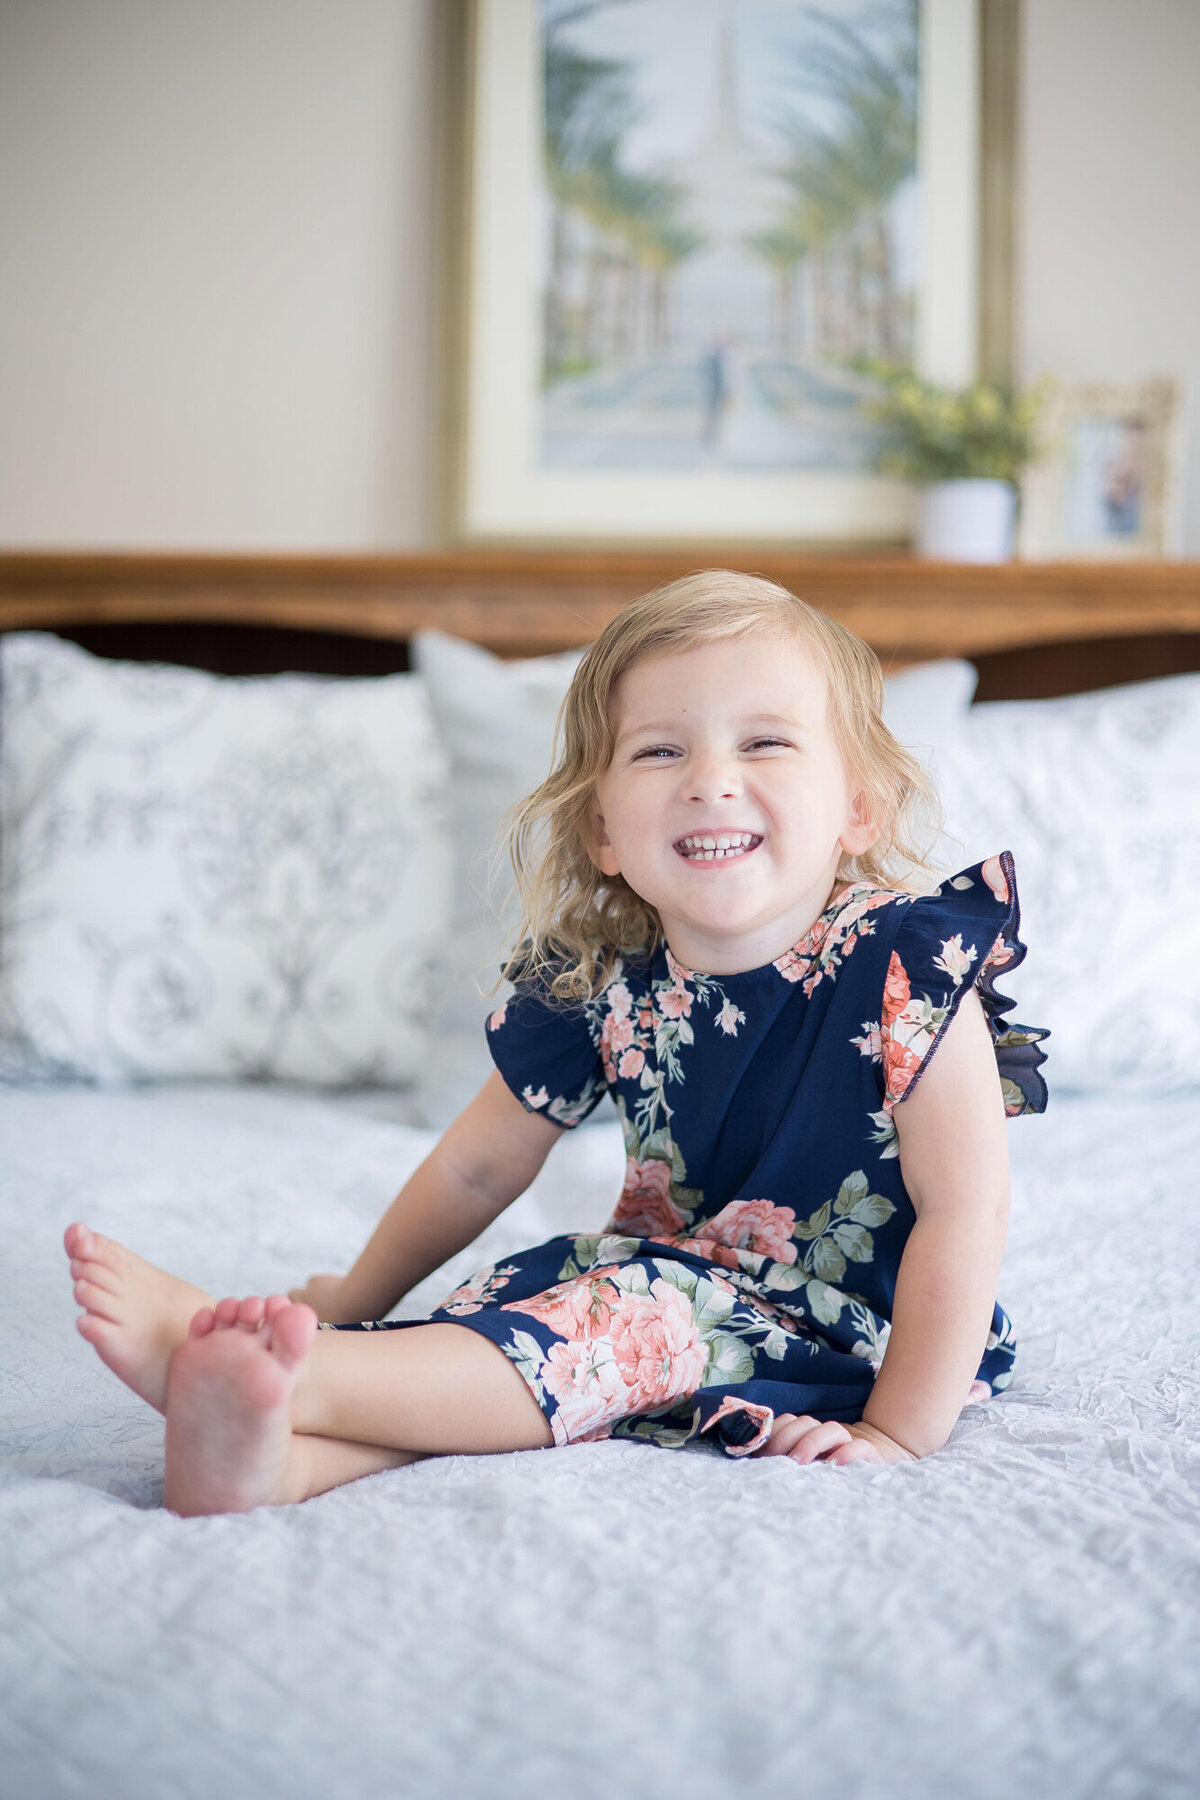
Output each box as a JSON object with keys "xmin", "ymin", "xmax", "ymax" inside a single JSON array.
[
  {"xmin": 754, "ymin": 1413, "xmax": 917, "ymax": 1466},
  {"xmin": 287, "ymin": 1274, "xmax": 350, "ymax": 1323}
]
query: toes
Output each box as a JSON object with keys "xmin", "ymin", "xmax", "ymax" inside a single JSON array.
[
  {"xmin": 267, "ymin": 1303, "xmax": 318, "ymax": 1370},
  {"xmin": 64, "ymin": 1223, "xmax": 89, "ymax": 1257},
  {"xmin": 70, "ymin": 1259, "xmax": 119, "ymax": 1294},
  {"xmin": 76, "ymin": 1312, "xmax": 115, "ymax": 1347},
  {"xmin": 73, "ymin": 1279, "xmax": 121, "ymax": 1323},
  {"xmin": 263, "ymin": 1295, "xmax": 289, "ymax": 1325},
  {"xmin": 188, "ymin": 1306, "xmax": 218, "ymax": 1339},
  {"xmin": 80, "ymin": 1229, "xmax": 120, "ymax": 1268},
  {"xmin": 236, "ymin": 1297, "xmax": 266, "ymax": 1332},
  {"xmin": 214, "ymin": 1297, "xmax": 242, "ymax": 1329}
]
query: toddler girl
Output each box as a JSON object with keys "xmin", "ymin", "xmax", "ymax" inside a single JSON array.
[{"xmin": 64, "ymin": 571, "xmax": 1047, "ymax": 1514}]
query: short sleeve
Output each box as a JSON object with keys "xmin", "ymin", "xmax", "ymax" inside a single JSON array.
[
  {"xmin": 881, "ymin": 851, "xmax": 1049, "ymax": 1118},
  {"xmin": 485, "ymin": 957, "xmax": 609, "ymax": 1129}
]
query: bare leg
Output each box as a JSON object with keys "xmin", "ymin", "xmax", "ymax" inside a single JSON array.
[
  {"xmin": 164, "ymin": 1296, "xmax": 552, "ymax": 1516},
  {"xmin": 166, "ymin": 1296, "xmax": 423, "ymax": 1509},
  {"xmin": 291, "ymin": 1322, "xmax": 554, "ymax": 1456}
]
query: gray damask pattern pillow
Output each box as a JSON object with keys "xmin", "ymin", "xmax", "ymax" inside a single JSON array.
[{"xmin": 0, "ymin": 632, "xmax": 451, "ymax": 1087}]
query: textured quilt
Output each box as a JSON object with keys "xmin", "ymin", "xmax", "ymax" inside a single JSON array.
[{"xmin": 2, "ymin": 1084, "xmax": 1198, "ymax": 1799}]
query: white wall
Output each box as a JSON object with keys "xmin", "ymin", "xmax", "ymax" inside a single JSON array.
[
  {"xmin": 1019, "ymin": 0, "xmax": 1200, "ymax": 553},
  {"xmin": 0, "ymin": 0, "xmax": 437, "ymax": 548},
  {"xmin": 1, "ymin": 0, "xmax": 1198, "ymax": 552}
]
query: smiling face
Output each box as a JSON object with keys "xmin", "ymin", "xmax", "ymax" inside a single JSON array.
[{"xmin": 586, "ymin": 632, "xmax": 878, "ymax": 974}]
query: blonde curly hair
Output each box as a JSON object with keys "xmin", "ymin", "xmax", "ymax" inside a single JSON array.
[{"xmin": 494, "ymin": 570, "xmax": 941, "ymax": 1005}]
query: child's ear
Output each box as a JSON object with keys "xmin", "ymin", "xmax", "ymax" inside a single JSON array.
[
  {"xmin": 839, "ymin": 789, "xmax": 880, "ymax": 858},
  {"xmin": 584, "ymin": 806, "xmax": 621, "ymax": 878}
]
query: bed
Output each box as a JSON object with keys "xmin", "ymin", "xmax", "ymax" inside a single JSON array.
[{"xmin": 2, "ymin": 552, "xmax": 1199, "ymax": 1800}]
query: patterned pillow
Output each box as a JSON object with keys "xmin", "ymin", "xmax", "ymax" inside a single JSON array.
[
  {"xmin": 936, "ymin": 671, "xmax": 1200, "ymax": 1093},
  {"xmin": 0, "ymin": 632, "xmax": 450, "ymax": 1087}
]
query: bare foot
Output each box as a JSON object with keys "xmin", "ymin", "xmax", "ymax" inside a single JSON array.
[
  {"xmin": 64, "ymin": 1222, "xmax": 216, "ymax": 1415},
  {"xmin": 163, "ymin": 1294, "xmax": 318, "ymax": 1517}
]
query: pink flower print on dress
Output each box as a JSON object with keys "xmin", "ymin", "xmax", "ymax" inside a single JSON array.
[
  {"xmin": 699, "ymin": 1396, "xmax": 774, "ymax": 1457},
  {"xmin": 608, "ymin": 1157, "xmax": 686, "ymax": 1237},
  {"xmin": 439, "ymin": 1261, "xmax": 518, "ymax": 1315},
  {"xmin": 608, "ymin": 1280, "xmax": 706, "ymax": 1412},
  {"xmin": 657, "ymin": 983, "xmax": 692, "ymax": 1021},
  {"xmin": 503, "ymin": 1267, "xmax": 620, "ymax": 1339},
  {"xmin": 600, "ymin": 1001, "xmax": 645, "ymax": 1083},
  {"xmin": 541, "ymin": 1335, "xmax": 628, "ymax": 1442},
  {"xmin": 882, "ymin": 1034, "xmax": 923, "ymax": 1108},
  {"xmin": 606, "ymin": 980, "xmax": 634, "ymax": 1021},
  {"xmin": 851, "ymin": 1021, "xmax": 882, "ymax": 1060},
  {"xmin": 981, "ymin": 855, "xmax": 1010, "ymax": 904},
  {"xmin": 986, "ymin": 931, "xmax": 1013, "ymax": 969},
  {"xmin": 881, "ymin": 951, "xmax": 911, "ymax": 1025},
  {"xmin": 880, "ymin": 951, "xmax": 924, "ymax": 1105},
  {"xmin": 522, "ymin": 1084, "xmax": 550, "ymax": 1111},
  {"xmin": 717, "ymin": 997, "xmax": 746, "ymax": 1036},
  {"xmin": 487, "ymin": 1001, "xmax": 507, "ymax": 1030},
  {"xmin": 933, "ymin": 933, "xmax": 977, "ymax": 983},
  {"xmin": 696, "ymin": 1198, "xmax": 799, "ymax": 1266},
  {"xmin": 773, "ymin": 944, "xmax": 815, "ymax": 986},
  {"xmin": 617, "ymin": 1046, "xmax": 645, "ymax": 1078}
]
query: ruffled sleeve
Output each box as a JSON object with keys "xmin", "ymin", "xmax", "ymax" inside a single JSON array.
[
  {"xmin": 881, "ymin": 851, "xmax": 1048, "ymax": 1118},
  {"xmin": 485, "ymin": 950, "xmax": 609, "ymax": 1129}
]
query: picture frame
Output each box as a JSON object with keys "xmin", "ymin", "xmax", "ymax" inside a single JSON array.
[
  {"xmin": 1018, "ymin": 378, "xmax": 1184, "ymax": 562},
  {"xmin": 446, "ymin": 0, "xmax": 1016, "ymax": 546}
]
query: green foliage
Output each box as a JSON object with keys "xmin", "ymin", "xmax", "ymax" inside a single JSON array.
[{"xmin": 869, "ymin": 368, "xmax": 1049, "ymax": 484}]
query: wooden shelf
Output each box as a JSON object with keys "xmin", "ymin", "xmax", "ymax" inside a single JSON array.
[{"xmin": 2, "ymin": 550, "xmax": 1199, "ymax": 663}]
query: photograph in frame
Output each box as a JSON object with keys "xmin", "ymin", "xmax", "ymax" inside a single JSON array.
[
  {"xmin": 454, "ymin": 0, "xmax": 996, "ymax": 543},
  {"xmin": 1018, "ymin": 378, "xmax": 1183, "ymax": 561}
]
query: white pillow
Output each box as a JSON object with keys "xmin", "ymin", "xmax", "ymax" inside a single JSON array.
[
  {"xmin": 410, "ymin": 629, "xmax": 978, "ymax": 1127},
  {"xmin": 880, "ymin": 656, "xmax": 978, "ymax": 763},
  {"xmin": 0, "ymin": 632, "xmax": 451, "ymax": 1087},
  {"xmin": 936, "ymin": 671, "xmax": 1200, "ymax": 1092}
]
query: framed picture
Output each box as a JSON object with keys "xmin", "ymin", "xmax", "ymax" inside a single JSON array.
[
  {"xmin": 448, "ymin": 0, "xmax": 1014, "ymax": 545},
  {"xmin": 1018, "ymin": 379, "xmax": 1183, "ymax": 561}
]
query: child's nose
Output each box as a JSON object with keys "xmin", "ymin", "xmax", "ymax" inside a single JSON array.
[{"xmin": 684, "ymin": 752, "xmax": 743, "ymax": 803}]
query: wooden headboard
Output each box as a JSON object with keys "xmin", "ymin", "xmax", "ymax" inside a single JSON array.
[{"xmin": 2, "ymin": 552, "xmax": 1198, "ymax": 700}]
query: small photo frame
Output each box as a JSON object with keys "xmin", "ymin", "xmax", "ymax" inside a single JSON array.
[{"xmin": 1019, "ymin": 377, "xmax": 1183, "ymax": 560}]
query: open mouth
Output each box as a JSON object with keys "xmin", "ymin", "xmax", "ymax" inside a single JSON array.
[{"xmin": 674, "ymin": 831, "xmax": 763, "ymax": 863}]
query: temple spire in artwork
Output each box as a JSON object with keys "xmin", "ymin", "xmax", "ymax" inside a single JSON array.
[{"xmin": 705, "ymin": 5, "xmax": 747, "ymax": 153}]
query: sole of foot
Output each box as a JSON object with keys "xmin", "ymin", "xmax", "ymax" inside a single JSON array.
[
  {"xmin": 163, "ymin": 1295, "xmax": 318, "ymax": 1517},
  {"xmin": 64, "ymin": 1222, "xmax": 216, "ymax": 1415}
]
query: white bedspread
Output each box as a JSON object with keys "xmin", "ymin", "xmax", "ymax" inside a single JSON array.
[{"xmin": 2, "ymin": 1084, "xmax": 1198, "ymax": 1799}]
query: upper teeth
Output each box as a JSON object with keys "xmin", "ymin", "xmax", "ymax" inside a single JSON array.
[{"xmin": 678, "ymin": 832, "xmax": 757, "ymax": 856}]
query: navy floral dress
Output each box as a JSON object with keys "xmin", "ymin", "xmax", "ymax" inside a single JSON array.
[{"xmin": 337, "ymin": 854, "xmax": 1048, "ymax": 1458}]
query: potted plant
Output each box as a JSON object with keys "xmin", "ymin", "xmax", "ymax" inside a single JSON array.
[{"xmin": 871, "ymin": 373, "xmax": 1047, "ymax": 561}]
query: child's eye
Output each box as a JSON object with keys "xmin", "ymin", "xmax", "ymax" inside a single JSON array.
[
  {"xmin": 632, "ymin": 745, "xmax": 679, "ymax": 761},
  {"xmin": 745, "ymin": 737, "xmax": 790, "ymax": 751}
]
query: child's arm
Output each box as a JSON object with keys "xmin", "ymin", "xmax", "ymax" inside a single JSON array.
[
  {"xmin": 758, "ymin": 986, "xmax": 1010, "ymax": 1466},
  {"xmin": 856, "ymin": 984, "xmax": 1011, "ymax": 1456},
  {"xmin": 289, "ymin": 1070, "xmax": 564, "ymax": 1324}
]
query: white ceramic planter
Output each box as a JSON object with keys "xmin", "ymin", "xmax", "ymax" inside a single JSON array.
[{"xmin": 916, "ymin": 478, "xmax": 1018, "ymax": 562}]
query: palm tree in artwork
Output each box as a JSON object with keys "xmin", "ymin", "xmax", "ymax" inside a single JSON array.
[
  {"xmin": 542, "ymin": 1, "xmax": 703, "ymax": 371},
  {"xmin": 587, "ymin": 157, "xmax": 701, "ymax": 357},
  {"xmin": 767, "ymin": 0, "xmax": 918, "ymax": 361},
  {"xmin": 745, "ymin": 223, "xmax": 811, "ymax": 350},
  {"xmin": 543, "ymin": 27, "xmax": 633, "ymax": 375}
]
